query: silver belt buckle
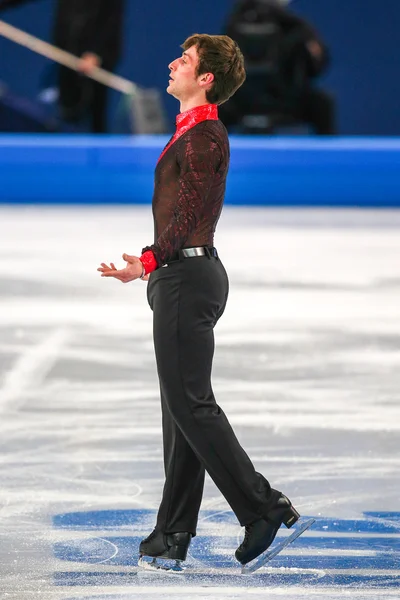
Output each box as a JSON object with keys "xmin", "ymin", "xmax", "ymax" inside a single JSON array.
[{"xmin": 182, "ymin": 247, "xmax": 206, "ymax": 258}]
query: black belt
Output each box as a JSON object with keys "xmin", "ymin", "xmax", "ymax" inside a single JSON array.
[{"xmin": 166, "ymin": 246, "xmax": 218, "ymax": 263}]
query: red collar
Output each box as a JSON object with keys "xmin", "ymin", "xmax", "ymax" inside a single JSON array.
[
  {"xmin": 158, "ymin": 103, "xmax": 218, "ymax": 164},
  {"xmin": 175, "ymin": 103, "xmax": 218, "ymax": 133}
]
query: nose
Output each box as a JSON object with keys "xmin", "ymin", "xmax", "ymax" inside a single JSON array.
[{"xmin": 169, "ymin": 58, "xmax": 178, "ymax": 71}]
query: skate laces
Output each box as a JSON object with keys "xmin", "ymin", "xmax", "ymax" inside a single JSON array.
[{"xmin": 242, "ymin": 524, "xmax": 253, "ymax": 547}]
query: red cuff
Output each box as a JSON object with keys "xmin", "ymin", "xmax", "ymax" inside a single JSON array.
[{"xmin": 140, "ymin": 250, "xmax": 158, "ymax": 275}]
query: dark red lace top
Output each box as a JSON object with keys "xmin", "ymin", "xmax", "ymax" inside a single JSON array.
[{"xmin": 140, "ymin": 103, "xmax": 230, "ymax": 273}]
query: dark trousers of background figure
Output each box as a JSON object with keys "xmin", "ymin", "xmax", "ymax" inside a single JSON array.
[
  {"xmin": 147, "ymin": 253, "xmax": 281, "ymax": 536},
  {"xmin": 296, "ymin": 88, "xmax": 335, "ymax": 135},
  {"xmin": 220, "ymin": 86, "xmax": 335, "ymax": 135},
  {"xmin": 58, "ymin": 65, "xmax": 110, "ymax": 133}
]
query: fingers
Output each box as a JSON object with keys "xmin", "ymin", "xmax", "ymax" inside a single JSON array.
[
  {"xmin": 97, "ymin": 257, "xmax": 140, "ymax": 284},
  {"xmin": 97, "ymin": 262, "xmax": 117, "ymax": 271},
  {"xmin": 97, "ymin": 262, "xmax": 118, "ymax": 278},
  {"xmin": 99, "ymin": 254, "xmax": 136, "ymax": 269},
  {"xmin": 122, "ymin": 253, "xmax": 137, "ymax": 263},
  {"xmin": 99, "ymin": 268, "xmax": 125, "ymax": 282},
  {"xmin": 100, "ymin": 270, "xmax": 117, "ymax": 278},
  {"xmin": 97, "ymin": 263, "xmax": 113, "ymax": 273},
  {"xmin": 97, "ymin": 262, "xmax": 132, "ymax": 283}
]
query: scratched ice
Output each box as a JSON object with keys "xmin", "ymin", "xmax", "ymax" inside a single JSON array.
[{"xmin": 0, "ymin": 206, "xmax": 400, "ymax": 600}]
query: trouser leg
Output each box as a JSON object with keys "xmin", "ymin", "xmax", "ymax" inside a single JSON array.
[
  {"xmin": 301, "ymin": 87, "xmax": 336, "ymax": 134},
  {"xmin": 58, "ymin": 66, "xmax": 85, "ymax": 123},
  {"xmin": 90, "ymin": 80, "xmax": 109, "ymax": 133},
  {"xmin": 148, "ymin": 257, "xmax": 278, "ymax": 528},
  {"xmin": 155, "ymin": 389, "xmax": 205, "ymax": 535},
  {"xmin": 58, "ymin": 66, "xmax": 109, "ymax": 132}
]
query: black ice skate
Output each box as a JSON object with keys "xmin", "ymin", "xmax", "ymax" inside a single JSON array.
[
  {"xmin": 138, "ymin": 528, "xmax": 192, "ymax": 572},
  {"xmin": 235, "ymin": 494, "xmax": 300, "ymax": 565}
]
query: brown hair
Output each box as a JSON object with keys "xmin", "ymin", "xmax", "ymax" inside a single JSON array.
[{"xmin": 182, "ymin": 34, "xmax": 246, "ymax": 105}]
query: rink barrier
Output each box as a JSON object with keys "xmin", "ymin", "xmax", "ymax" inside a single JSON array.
[{"xmin": 1, "ymin": 135, "xmax": 400, "ymax": 206}]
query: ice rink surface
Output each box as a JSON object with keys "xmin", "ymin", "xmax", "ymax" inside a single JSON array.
[{"xmin": 1, "ymin": 206, "xmax": 399, "ymax": 600}]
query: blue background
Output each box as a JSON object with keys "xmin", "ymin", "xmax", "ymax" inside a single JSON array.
[{"xmin": 1, "ymin": 0, "xmax": 400, "ymax": 134}]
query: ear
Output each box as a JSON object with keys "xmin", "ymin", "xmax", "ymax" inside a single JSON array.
[{"xmin": 199, "ymin": 72, "xmax": 215, "ymax": 86}]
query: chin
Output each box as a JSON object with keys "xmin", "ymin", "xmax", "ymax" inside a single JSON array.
[{"xmin": 167, "ymin": 89, "xmax": 179, "ymax": 100}]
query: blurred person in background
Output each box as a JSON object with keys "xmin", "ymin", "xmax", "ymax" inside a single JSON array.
[
  {"xmin": 0, "ymin": 0, "xmax": 125, "ymax": 132},
  {"xmin": 220, "ymin": 0, "xmax": 336, "ymax": 134}
]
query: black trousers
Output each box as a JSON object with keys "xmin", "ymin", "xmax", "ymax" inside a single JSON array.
[
  {"xmin": 147, "ymin": 252, "xmax": 279, "ymax": 536},
  {"xmin": 296, "ymin": 88, "xmax": 336, "ymax": 135},
  {"xmin": 58, "ymin": 65, "xmax": 110, "ymax": 133}
]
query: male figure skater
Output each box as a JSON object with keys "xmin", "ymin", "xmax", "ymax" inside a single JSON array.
[
  {"xmin": 98, "ymin": 33, "xmax": 299, "ymax": 566},
  {"xmin": 0, "ymin": 0, "xmax": 124, "ymax": 132}
]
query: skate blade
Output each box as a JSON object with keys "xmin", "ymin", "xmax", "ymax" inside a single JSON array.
[
  {"xmin": 138, "ymin": 555, "xmax": 184, "ymax": 573},
  {"xmin": 241, "ymin": 518, "xmax": 316, "ymax": 574}
]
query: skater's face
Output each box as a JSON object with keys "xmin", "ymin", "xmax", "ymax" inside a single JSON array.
[{"xmin": 167, "ymin": 45, "xmax": 214, "ymax": 102}]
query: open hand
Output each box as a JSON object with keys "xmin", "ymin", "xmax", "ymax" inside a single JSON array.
[{"xmin": 97, "ymin": 253, "xmax": 143, "ymax": 283}]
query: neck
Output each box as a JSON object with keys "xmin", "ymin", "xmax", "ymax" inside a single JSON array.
[{"xmin": 179, "ymin": 94, "xmax": 210, "ymax": 114}]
